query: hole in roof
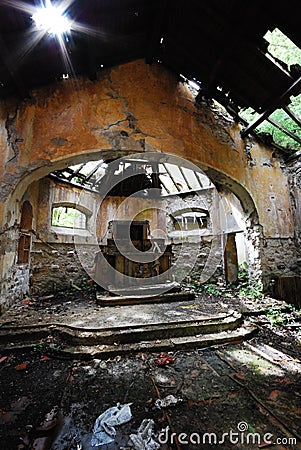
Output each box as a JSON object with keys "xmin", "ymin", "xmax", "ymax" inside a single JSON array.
[
  {"xmin": 51, "ymin": 159, "xmax": 213, "ymax": 195},
  {"xmin": 240, "ymin": 105, "xmax": 301, "ymax": 151},
  {"xmin": 239, "ymin": 28, "xmax": 301, "ymax": 153},
  {"xmin": 264, "ymin": 28, "xmax": 301, "ymax": 69}
]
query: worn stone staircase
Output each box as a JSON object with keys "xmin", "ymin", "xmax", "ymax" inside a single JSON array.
[{"xmin": 0, "ymin": 310, "xmax": 256, "ymax": 358}]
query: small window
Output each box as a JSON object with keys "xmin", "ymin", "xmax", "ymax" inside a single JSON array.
[
  {"xmin": 173, "ymin": 211, "xmax": 208, "ymax": 231},
  {"xmin": 51, "ymin": 206, "xmax": 87, "ymax": 229}
]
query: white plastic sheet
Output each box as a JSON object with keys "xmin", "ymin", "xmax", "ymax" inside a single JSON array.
[{"xmin": 91, "ymin": 403, "xmax": 132, "ymax": 447}]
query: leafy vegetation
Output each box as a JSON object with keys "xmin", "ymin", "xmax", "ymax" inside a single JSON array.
[
  {"xmin": 265, "ymin": 302, "xmax": 301, "ymax": 328},
  {"xmin": 240, "ymin": 28, "xmax": 301, "ymax": 151},
  {"xmin": 184, "ymin": 263, "xmax": 263, "ymax": 300},
  {"xmin": 265, "ymin": 28, "xmax": 300, "ymax": 68},
  {"xmin": 52, "ymin": 206, "xmax": 86, "ymax": 229},
  {"xmin": 32, "ymin": 340, "xmax": 47, "ymax": 354},
  {"xmin": 266, "ymin": 305, "xmax": 287, "ymax": 327}
]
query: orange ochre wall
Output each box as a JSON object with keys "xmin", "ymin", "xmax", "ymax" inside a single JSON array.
[{"xmin": 0, "ymin": 59, "xmax": 293, "ymax": 238}]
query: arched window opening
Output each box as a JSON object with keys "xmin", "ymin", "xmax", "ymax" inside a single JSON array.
[
  {"xmin": 51, "ymin": 206, "xmax": 87, "ymax": 229},
  {"xmin": 173, "ymin": 210, "xmax": 208, "ymax": 232},
  {"xmin": 18, "ymin": 201, "xmax": 33, "ymax": 264}
]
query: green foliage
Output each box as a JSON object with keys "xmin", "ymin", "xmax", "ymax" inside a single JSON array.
[
  {"xmin": 32, "ymin": 340, "xmax": 47, "ymax": 353},
  {"xmin": 52, "ymin": 206, "xmax": 86, "ymax": 228},
  {"xmin": 265, "ymin": 28, "xmax": 300, "ymax": 68},
  {"xmin": 286, "ymin": 303, "xmax": 301, "ymax": 315},
  {"xmin": 266, "ymin": 305, "xmax": 286, "ymax": 327},
  {"xmin": 238, "ymin": 262, "xmax": 248, "ymax": 281},
  {"xmin": 79, "ymin": 280, "xmax": 98, "ymax": 292},
  {"xmin": 238, "ymin": 282, "xmax": 263, "ymax": 300},
  {"xmin": 235, "ymin": 263, "xmax": 263, "ymax": 300},
  {"xmin": 202, "ymin": 284, "xmax": 221, "ymax": 295},
  {"xmin": 240, "ymin": 28, "xmax": 301, "ymax": 151},
  {"xmin": 184, "ymin": 263, "xmax": 263, "ymax": 300}
]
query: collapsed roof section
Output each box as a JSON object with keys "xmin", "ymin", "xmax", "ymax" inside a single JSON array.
[
  {"xmin": 50, "ymin": 158, "xmax": 213, "ymax": 196},
  {"xmin": 0, "ymin": 0, "xmax": 301, "ymax": 153}
]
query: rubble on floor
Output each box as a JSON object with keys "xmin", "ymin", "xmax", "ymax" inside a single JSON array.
[{"xmin": 0, "ymin": 289, "xmax": 300, "ymax": 449}]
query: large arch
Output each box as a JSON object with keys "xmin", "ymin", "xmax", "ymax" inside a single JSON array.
[{"xmin": 0, "ymin": 60, "xmax": 296, "ymax": 310}]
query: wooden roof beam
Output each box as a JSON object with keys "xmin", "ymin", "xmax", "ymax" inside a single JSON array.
[
  {"xmin": 267, "ymin": 117, "xmax": 301, "ymax": 146},
  {"xmin": 241, "ymin": 75, "xmax": 301, "ymax": 138},
  {"xmin": 283, "ymin": 105, "xmax": 301, "ymax": 128}
]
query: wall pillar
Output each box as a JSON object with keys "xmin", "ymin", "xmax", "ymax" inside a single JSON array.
[{"xmin": 224, "ymin": 233, "xmax": 238, "ymax": 284}]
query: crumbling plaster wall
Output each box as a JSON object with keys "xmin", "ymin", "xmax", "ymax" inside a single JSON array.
[
  {"xmin": 30, "ymin": 179, "xmax": 167, "ymax": 295},
  {"xmin": 164, "ymin": 188, "xmax": 246, "ymax": 284},
  {"xmin": 0, "ymin": 60, "xmax": 297, "ymax": 310},
  {"xmin": 286, "ymin": 158, "xmax": 301, "ymax": 273},
  {"xmin": 29, "ymin": 178, "xmax": 99, "ymax": 295}
]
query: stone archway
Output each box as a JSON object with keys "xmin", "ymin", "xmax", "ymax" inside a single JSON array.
[{"xmin": 1, "ymin": 148, "xmax": 261, "ymax": 308}]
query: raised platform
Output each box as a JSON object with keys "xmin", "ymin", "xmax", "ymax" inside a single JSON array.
[
  {"xmin": 96, "ymin": 290, "xmax": 195, "ymax": 306},
  {"xmin": 0, "ymin": 302, "xmax": 256, "ymax": 358},
  {"xmin": 0, "ymin": 289, "xmax": 267, "ymax": 358}
]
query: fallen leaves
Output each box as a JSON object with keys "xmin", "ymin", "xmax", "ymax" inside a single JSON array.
[
  {"xmin": 154, "ymin": 353, "xmax": 175, "ymax": 366},
  {"xmin": 15, "ymin": 363, "xmax": 28, "ymax": 371}
]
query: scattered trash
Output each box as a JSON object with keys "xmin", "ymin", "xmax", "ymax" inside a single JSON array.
[
  {"xmin": 153, "ymin": 373, "xmax": 176, "ymax": 387},
  {"xmin": 154, "ymin": 353, "xmax": 174, "ymax": 366},
  {"xmin": 36, "ymin": 405, "xmax": 59, "ymax": 431},
  {"xmin": 40, "ymin": 356, "xmax": 51, "ymax": 362},
  {"xmin": 30, "ymin": 436, "xmax": 51, "ymax": 450},
  {"xmin": 91, "ymin": 403, "xmax": 132, "ymax": 447},
  {"xmin": 155, "ymin": 395, "xmax": 183, "ymax": 409},
  {"xmin": 0, "ymin": 356, "xmax": 8, "ymax": 364},
  {"xmin": 129, "ymin": 419, "xmax": 160, "ymax": 450}
]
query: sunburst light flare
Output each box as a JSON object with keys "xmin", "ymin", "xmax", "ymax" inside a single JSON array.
[{"xmin": 32, "ymin": 0, "xmax": 71, "ymax": 36}]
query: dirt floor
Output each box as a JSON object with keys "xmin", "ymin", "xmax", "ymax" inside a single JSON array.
[{"xmin": 0, "ymin": 287, "xmax": 301, "ymax": 450}]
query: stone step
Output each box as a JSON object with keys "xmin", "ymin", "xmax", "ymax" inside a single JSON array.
[
  {"xmin": 0, "ymin": 324, "xmax": 257, "ymax": 359},
  {"xmin": 96, "ymin": 290, "xmax": 195, "ymax": 306},
  {"xmin": 0, "ymin": 311, "xmax": 242, "ymax": 346}
]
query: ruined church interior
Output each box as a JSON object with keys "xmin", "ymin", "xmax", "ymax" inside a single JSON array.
[{"xmin": 0, "ymin": 1, "xmax": 301, "ymax": 449}]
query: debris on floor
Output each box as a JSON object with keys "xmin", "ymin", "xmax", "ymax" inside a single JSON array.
[
  {"xmin": 36, "ymin": 405, "xmax": 59, "ymax": 431},
  {"xmin": 91, "ymin": 403, "xmax": 132, "ymax": 447},
  {"xmin": 153, "ymin": 353, "xmax": 175, "ymax": 367},
  {"xmin": 129, "ymin": 419, "xmax": 160, "ymax": 450},
  {"xmin": 0, "ymin": 290, "xmax": 300, "ymax": 449},
  {"xmin": 155, "ymin": 395, "xmax": 183, "ymax": 409}
]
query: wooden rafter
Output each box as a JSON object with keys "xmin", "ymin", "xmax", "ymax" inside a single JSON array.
[{"xmin": 241, "ymin": 75, "xmax": 301, "ymax": 138}]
